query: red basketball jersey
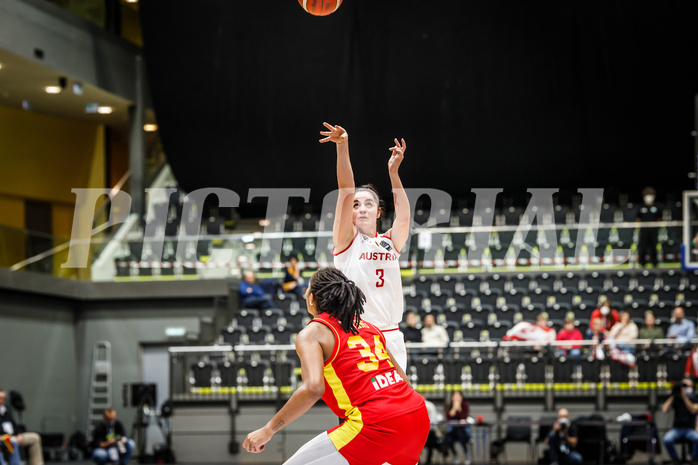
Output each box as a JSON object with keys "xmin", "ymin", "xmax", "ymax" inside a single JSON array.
[{"xmin": 310, "ymin": 313, "xmax": 425, "ymax": 452}]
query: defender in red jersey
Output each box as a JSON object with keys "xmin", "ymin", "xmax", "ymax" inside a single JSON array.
[{"xmin": 243, "ymin": 268, "xmax": 429, "ymax": 465}]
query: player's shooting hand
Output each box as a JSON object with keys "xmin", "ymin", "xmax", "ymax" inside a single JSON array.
[
  {"xmin": 319, "ymin": 122, "xmax": 348, "ymax": 145},
  {"xmin": 243, "ymin": 426, "xmax": 272, "ymax": 453},
  {"xmin": 388, "ymin": 138, "xmax": 406, "ymax": 174}
]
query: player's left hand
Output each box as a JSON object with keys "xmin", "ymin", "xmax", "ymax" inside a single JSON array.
[
  {"xmin": 243, "ymin": 427, "xmax": 271, "ymax": 453},
  {"xmin": 388, "ymin": 138, "xmax": 406, "ymax": 174}
]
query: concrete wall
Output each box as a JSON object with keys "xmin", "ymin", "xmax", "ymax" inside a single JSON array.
[
  {"xmin": 0, "ymin": 289, "xmax": 78, "ymax": 434},
  {"xmin": 74, "ymin": 298, "xmax": 215, "ymax": 433},
  {"xmin": 0, "ymin": 270, "xmax": 225, "ymax": 440}
]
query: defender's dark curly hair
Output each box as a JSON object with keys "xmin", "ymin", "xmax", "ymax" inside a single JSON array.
[
  {"xmin": 355, "ymin": 183, "xmax": 387, "ymax": 231},
  {"xmin": 309, "ymin": 268, "xmax": 366, "ymax": 334}
]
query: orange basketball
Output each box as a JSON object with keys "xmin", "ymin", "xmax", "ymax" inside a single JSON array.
[{"xmin": 298, "ymin": 0, "xmax": 343, "ymax": 16}]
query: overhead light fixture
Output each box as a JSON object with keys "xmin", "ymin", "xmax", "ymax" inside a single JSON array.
[
  {"xmin": 45, "ymin": 86, "xmax": 61, "ymax": 94},
  {"xmin": 85, "ymin": 103, "xmax": 99, "ymax": 113},
  {"xmin": 125, "ymin": 0, "xmax": 139, "ymax": 3},
  {"xmin": 0, "ymin": 63, "xmax": 4, "ymax": 70},
  {"xmin": 143, "ymin": 124, "xmax": 158, "ymax": 132},
  {"xmin": 73, "ymin": 82, "xmax": 83, "ymax": 95},
  {"xmin": 97, "ymin": 106, "xmax": 113, "ymax": 114}
]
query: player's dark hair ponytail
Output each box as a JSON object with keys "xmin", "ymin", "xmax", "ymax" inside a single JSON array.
[{"xmin": 309, "ymin": 268, "xmax": 365, "ymax": 334}]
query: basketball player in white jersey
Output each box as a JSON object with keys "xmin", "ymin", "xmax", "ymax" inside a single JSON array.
[{"xmin": 320, "ymin": 122, "xmax": 411, "ymax": 371}]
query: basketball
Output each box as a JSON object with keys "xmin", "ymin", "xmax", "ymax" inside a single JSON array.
[{"xmin": 298, "ymin": 0, "xmax": 343, "ymax": 16}]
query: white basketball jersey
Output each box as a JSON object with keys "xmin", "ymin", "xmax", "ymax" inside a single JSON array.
[{"xmin": 333, "ymin": 230, "xmax": 403, "ymax": 330}]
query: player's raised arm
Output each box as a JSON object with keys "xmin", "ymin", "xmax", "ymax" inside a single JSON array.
[
  {"xmin": 386, "ymin": 138, "xmax": 410, "ymax": 252},
  {"xmin": 320, "ymin": 122, "xmax": 355, "ymax": 251},
  {"xmin": 242, "ymin": 326, "xmax": 327, "ymax": 453}
]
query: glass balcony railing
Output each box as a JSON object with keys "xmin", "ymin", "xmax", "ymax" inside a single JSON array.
[{"xmin": 0, "ymin": 221, "xmax": 685, "ymax": 282}]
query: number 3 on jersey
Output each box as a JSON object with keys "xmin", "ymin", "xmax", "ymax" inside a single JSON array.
[
  {"xmin": 347, "ymin": 335, "xmax": 391, "ymax": 372},
  {"xmin": 375, "ymin": 269, "xmax": 384, "ymax": 287}
]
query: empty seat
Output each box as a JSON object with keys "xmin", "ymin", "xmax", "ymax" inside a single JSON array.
[
  {"xmin": 609, "ymin": 271, "xmax": 632, "ymax": 292},
  {"xmin": 260, "ymin": 308, "xmax": 284, "ymax": 327},
  {"xmin": 608, "ymin": 360, "xmax": 630, "ymax": 384},
  {"xmin": 583, "ymin": 271, "xmax": 607, "ymax": 292},
  {"xmin": 559, "ymin": 272, "xmax": 582, "ymax": 293},
  {"xmin": 414, "ymin": 275, "xmax": 435, "ymax": 293},
  {"xmin": 499, "ymin": 355, "xmax": 545, "ymax": 384},
  {"xmin": 409, "ymin": 356, "xmax": 443, "ymax": 386},
  {"xmin": 429, "ymin": 289, "xmax": 454, "ymax": 308},
  {"xmin": 247, "ymin": 325, "xmax": 272, "ymax": 345},
  {"xmin": 273, "ymin": 292, "xmax": 298, "ymax": 311},
  {"xmin": 221, "ymin": 327, "xmax": 245, "ymax": 345},
  {"xmin": 218, "ymin": 360, "xmax": 238, "ymax": 388},
  {"xmin": 238, "ymin": 359, "xmax": 273, "ymax": 387},
  {"xmin": 190, "ymin": 361, "xmax": 214, "ymax": 387},
  {"xmin": 445, "ymin": 357, "xmax": 495, "ymax": 385},
  {"xmin": 271, "ymin": 325, "xmax": 297, "ymax": 344},
  {"xmin": 234, "ymin": 309, "xmax": 259, "ymax": 328},
  {"xmin": 636, "ymin": 353, "xmax": 659, "ymax": 384},
  {"xmin": 437, "ymin": 275, "xmax": 461, "ymax": 294},
  {"xmin": 636, "ymin": 271, "xmax": 659, "ymax": 292},
  {"xmin": 405, "ymin": 291, "xmax": 427, "ymax": 309}
]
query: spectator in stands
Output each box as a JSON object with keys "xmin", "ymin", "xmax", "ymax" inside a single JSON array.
[
  {"xmin": 238, "ymin": 271, "xmax": 275, "ymax": 310},
  {"xmin": 422, "ymin": 394, "xmax": 446, "ymax": 465},
  {"xmin": 636, "ymin": 186, "xmax": 660, "ymax": 268},
  {"xmin": 607, "ymin": 311, "xmax": 639, "ymax": 353},
  {"xmin": 445, "ymin": 391, "xmax": 471, "ymax": 465},
  {"xmin": 536, "ymin": 313, "xmax": 557, "ymax": 345},
  {"xmin": 422, "ymin": 314, "xmax": 449, "ymax": 345},
  {"xmin": 662, "ymin": 378, "xmax": 698, "ymax": 463},
  {"xmin": 638, "ymin": 311, "xmax": 664, "ymax": 342},
  {"xmin": 403, "ymin": 310, "xmax": 422, "ymax": 343},
  {"xmin": 281, "ymin": 255, "xmax": 305, "ymax": 299},
  {"xmin": 546, "ymin": 408, "xmax": 582, "ymax": 465},
  {"xmin": 587, "ymin": 318, "xmax": 606, "ymax": 359},
  {"xmin": 588, "ymin": 317, "xmax": 605, "ymax": 343},
  {"xmin": 0, "ymin": 389, "xmax": 43, "ymax": 465},
  {"xmin": 502, "ymin": 314, "xmax": 555, "ymax": 347},
  {"xmin": 589, "ymin": 299, "xmax": 620, "ymax": 334},
  {"xmin": 555, "ymin": 318, "xmax": 583, "ymax": 358},
  {"xmin": 91, "ymin": 408, "xmax": 135, "ymax": 465},
  {"xmin": 667, "ymin": 307, "xmax": 695, "ymax": 345}
]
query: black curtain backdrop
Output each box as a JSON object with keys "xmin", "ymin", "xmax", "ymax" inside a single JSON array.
[{"xmin": 139, "ymin": 0, "xmax": 698, "ymax": 216}]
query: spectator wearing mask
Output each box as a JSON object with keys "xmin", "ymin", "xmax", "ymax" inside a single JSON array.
[
  {"xmin": 662, "ymin": 378, "xmax": 698, "ymax": 463},
  {"xmin": 546, "ymin": 408, "xmax": 582, "ymax": 465},
  {"xmin": 636, "ymin": 186, "xmax": 661, "ymax": 268},
  {"xmin": 421, "ymin": 314, "xmax": 449, "ymax": 345},
  {"xmin": 402, "ymin": 310, "xmax": 422, "ymax": 343},
  {"xmin": 589, "ymin": 299, "xmax": 619, "ymax": 334}
]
